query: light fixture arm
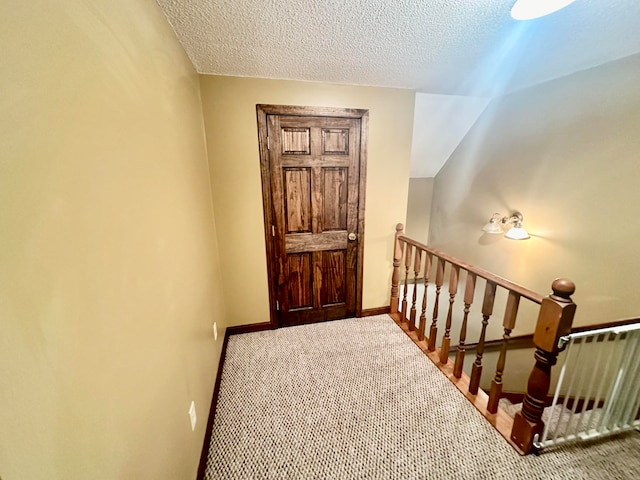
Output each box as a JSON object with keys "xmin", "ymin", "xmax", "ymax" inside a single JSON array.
[
  {"xmin": 488, "ymin": 211, "xmax": 523, "ymax": 227},
  {"xmin": 482, "ymin": 211, "xmax": 530, "ymax": 240},
  {"xmin": 504, "ymin": 211, "xmax": 524, "ymax": 227}
]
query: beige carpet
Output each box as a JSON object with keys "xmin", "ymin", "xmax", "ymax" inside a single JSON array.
[{"xmin": 205, "ymin": 315, "xmax": 640, "ymax": 479}]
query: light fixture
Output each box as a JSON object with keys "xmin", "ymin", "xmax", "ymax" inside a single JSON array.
[
  {"xmin": 482, "ymin": 211, "xmax": 530, "ymax": 240},
  {"xmin": 511, "ymin": 0, "xmax": 578, "ymax": 20}
]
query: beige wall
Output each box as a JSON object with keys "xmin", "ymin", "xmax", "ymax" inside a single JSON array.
[
  {"xmin": 0, "ymin": 1, "xmax": 226, "ymax": 479},
  {"xmin": 429, "ymin": 53, "xmax": 640, "ymax": 331},
  {"xmin": 199, "ymin": 76, "xmax": 414, "ymax": 325},
  {"xmin": 405, "ymin": 177, "xmax": 434, "ymax": 244}
]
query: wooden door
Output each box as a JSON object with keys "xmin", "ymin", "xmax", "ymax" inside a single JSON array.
[{"xmin": 257, "ymin": 105, "xmax": 368, "ymax": 327}]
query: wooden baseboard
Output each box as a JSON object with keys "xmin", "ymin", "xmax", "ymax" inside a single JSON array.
[
  {"xmin": 196, "ymin": 331, "xmax": 231, "ymax": 480},
  {"xmin": 360, "ymin": 306, "xmax": 391, "ymax": 317},
  {"xmin": 227, "ymin": 322, "xmax": 273, "ymax": 335},
  {"xmin": 196, "ymin": 321, "xmax": 274, "ymax": 479},
  {"xmin": 198, "ymin": 310, "xmax": 399, "ymax": 478}
]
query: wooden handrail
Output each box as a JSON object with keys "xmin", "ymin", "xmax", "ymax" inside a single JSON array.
[
  {"xmin": 388, "ymin": 224, "xmax": 577, "ymax": 455},
  {"xmin": 462, "ymin": 334, "xmax": 534, "ymax": 352},
  {"xmin": 462, "ymin": 316, "xmax": 640, "ymax": 353},
  {"xmin": 397, "ymin": 234, "xmax": 544, "ymax": 305}
]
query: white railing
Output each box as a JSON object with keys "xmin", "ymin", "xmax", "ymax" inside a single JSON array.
[{"xmin": 534, "ymin": 322, "xmax": 640, "ymax": 450}]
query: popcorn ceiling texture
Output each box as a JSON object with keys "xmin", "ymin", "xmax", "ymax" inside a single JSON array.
[{"xmin": 156, "ymin": 0, "xmax": 640, "ymax": 97}]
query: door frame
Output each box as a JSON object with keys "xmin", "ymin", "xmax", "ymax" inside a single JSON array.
[{"xmin": 256, "ymin": 104, "xmax": 369, "ymax": 328}]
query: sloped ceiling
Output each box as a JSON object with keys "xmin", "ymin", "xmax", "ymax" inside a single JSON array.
[
  {"xmin": 410, "ymin": 93, "xmax": 490, "ymax": 178},
  {"xmin": 156, "ymin": 0, "xmax": 640, "ymax": 176}
]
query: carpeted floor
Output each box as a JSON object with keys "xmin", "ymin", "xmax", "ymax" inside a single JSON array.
[{"xmin": 204, "ymin": 315, "xmax": 640, "ymax": 479}]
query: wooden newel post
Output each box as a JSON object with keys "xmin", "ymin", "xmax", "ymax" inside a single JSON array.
[
  {"xmin": 510, "ymin": 278, "xmax": 576, "ymax": 454},
  {"xmin": 390, "ymin": 223, "xmax": 404, "ymax": 315}
]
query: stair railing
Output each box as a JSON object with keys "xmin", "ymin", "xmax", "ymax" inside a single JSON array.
[{"xmin": 389, "ymin": 224, "xmax": 577, "ymax": 454}]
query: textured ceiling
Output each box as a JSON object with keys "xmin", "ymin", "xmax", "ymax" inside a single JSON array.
[
  {"xmin": 156, "ymin": 0, "xmax": 640, "ymax": 97},
  {"xmin": 156, "ymin": 0, "xmax": 640, "ymax": 178}
]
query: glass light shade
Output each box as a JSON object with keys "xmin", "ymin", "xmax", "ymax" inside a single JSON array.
[
  {"xmin": 482, "ymin": 221, "xmax": 504, "ymax": 234},
  {"xmin": 511, "ymin": 0, "xmax": 577, "ymax": 20},
  {"xmin": 505, "ymin": 226, "xmax": 530, "ymax": 240}
]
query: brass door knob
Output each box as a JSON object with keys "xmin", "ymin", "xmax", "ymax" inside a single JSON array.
[{"xmin": 348, "ymin": 233, "xmax": 357, "ymax": 241}]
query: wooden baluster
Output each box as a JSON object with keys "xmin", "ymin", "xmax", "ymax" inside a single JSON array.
[
  {"xmin": 418, "ymin": 253, "xmax": 432, "ymax": 341},
  {"xmin": 390, "ymin": 223, "xmax": 404, "ymax": 315},
  {"xmin": 469, "ymin": 281, "xmax": 497, "ymax": 395},
  {"xmin": 511, "ymin": 279, "xmax": 576, "ymax": 454},
  {"xmin": 454, "ymin": 272, "xmax": 477, "ymax": 378},
  {"xmin": 401, "ymin": 244, "xmax": 413, "ymax": 322},
  {"xmin": 427, "ymin": 258, "xmax": 446, "ymax": 352},
  {"xmin": 487, "ymin": 291, "xmax": 521, "ymax": 413},
  {"xmin": 439, "ymin": 265, "xmax": 460, "ymax": 364},
  {"xmin": 409, "ymin": 248, "xmax": 422, "ymax": 331}
]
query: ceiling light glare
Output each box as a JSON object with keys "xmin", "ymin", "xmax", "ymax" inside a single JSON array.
[{"xmin": 511, "ymin": 0, "xmax": 578, "ymax": 20}]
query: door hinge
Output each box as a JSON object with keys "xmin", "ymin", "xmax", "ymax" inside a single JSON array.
[
  {"xmin": 276, "ymin": 300, "xmax": 280, "ymax": 311},
  {"xmin": 271, "ymin": 224, "xmax": 275, "ymax": 237},
  {"xmin": 267, "ymin": 136, "xmax": 270, "ymax": 150}
]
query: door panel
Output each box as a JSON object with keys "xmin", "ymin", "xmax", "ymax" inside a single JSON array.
[
  {"xmin": 283, "ymin": 168, "xmax": 312, "ymax": 233},
  {"xmin": 287, "ymin": 253, "xmax": 313, "ymax": 310},
  {"xmin": 282, "ymin": 127, "xmax": 310, "ymax": 154},
  {"xmin": 268, "ymin": 114, "xmax": 362, "ymax": 326},
  {"xmin": 320, "ymin": 250, "xmax": 346, "ymax": 306},
  {"xmin": 321, "ymin": 168, "xmax": 348, "ymax": 231},
  {"xmin": 321, "ymin": 128, "xmax": 349, "ymax": 154}
]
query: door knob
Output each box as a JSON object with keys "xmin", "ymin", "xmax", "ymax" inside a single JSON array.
[{"xmin": 348, "ymin": 233, "xmax": 357, "ymax": 241}]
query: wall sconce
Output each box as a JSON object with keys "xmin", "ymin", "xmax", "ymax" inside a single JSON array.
[{"xmin": 482, "ymin": 211, "xmax": 530, "ymax": 240}]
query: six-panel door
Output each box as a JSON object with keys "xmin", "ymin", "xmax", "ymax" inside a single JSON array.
[{"xmin": 268, "ymin": 114, "xmax": 361, "ymax": 326}]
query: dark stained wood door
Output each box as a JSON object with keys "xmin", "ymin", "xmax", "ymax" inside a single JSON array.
[{"xmin": 259, "ymin": 107, "xmax": 367, "ymax": 327}]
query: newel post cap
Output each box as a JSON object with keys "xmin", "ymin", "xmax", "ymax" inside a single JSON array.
[
  {"xmin": 550, "ymin": 278, "xmax": 575, "ymax": 302},
  {"xmin": 533, "ymin": 278, "xmax": 577, "ymax": 353}
]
